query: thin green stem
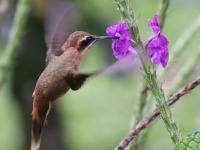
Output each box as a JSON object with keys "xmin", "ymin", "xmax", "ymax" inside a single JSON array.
[
  {"xmin": 158, "ymin": 0, "xmax": 170, "ymax": 29},
  {"xmin": 159, "ymin": 16, "xmax": 200, "ymax": 78},
  {"xmin": 171, "ymin": 46, "xmax": 200, "ymax": 92},
  {"xmin": 0, "ymin": 0, "xmax": 29, "ymax": 87},
  {"xmin": 137, "ymin": 86, "xmax": 149, "ymax": 122},
  {"xmin": 114, "ymin": 0, "xmax": 181, "ymax": 145},
  {"xmin": 129, "ymin": 1, "xmax": 171, "ymax": 146},
  {"xmin": 141, "ymin": 61, "xmax": 181, "ymax": 144},
  {"xmin": 115, "ymin": 74, "xmax": 200, "ymax": 150},
  {"xmin": 128, "ymin": 83, "xmax": 149, "ymax": 150}
]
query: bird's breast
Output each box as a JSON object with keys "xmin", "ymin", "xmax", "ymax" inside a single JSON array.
[{"xmin": 34, "ymin": 57, "xmax": 76, "ymax": 102}]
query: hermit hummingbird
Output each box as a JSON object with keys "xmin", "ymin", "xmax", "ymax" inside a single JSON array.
[{"xmin": 31, "ymin": 31, "xmax": 119, "ymax": 150}]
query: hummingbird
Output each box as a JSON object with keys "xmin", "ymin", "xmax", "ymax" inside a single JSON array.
[{"xmin": 31, "ymin": 31, "xmax": 119, "ymax": 150}]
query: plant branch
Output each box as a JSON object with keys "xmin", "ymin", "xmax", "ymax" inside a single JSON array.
[
  {"xmin": 114, "ymin": 0, "xmax": 181, "ymax": 144},
  {"xmin": 0, "ymin": 0, "xmax": 29, "ymax": 87},
  {"xmin": 114, "ymin": 74, "xmax": 200, "ymax": 150},
  {"xmin": 129, "ymin": 1, "xmax": 171, "ymax": 148}
]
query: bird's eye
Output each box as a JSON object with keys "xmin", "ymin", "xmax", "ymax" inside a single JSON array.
[
  {"xmin": 77, "ymin": 36, "xmax": 95, "ymax": 52},
  {"xmin": 86, "ymin": 37, "xmax": 93, "ymax": 42}
]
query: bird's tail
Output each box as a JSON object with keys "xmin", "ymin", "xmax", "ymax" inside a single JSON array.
[
  {"xmin": 31, "ymin": 120, "xmax": 43, "ymax": 150},
  {"xmin": 31, "ymin": 98, "xmax": 51, "ymax": 150}
]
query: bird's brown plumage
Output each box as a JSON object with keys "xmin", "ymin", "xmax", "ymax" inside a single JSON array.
[
  {"xmin": 31, "ymin": 30, "xmax": 119, "ymax": 150},
  {"xmin": 31, "ymin": 32, "xmax": 98, "ymax": 150}
]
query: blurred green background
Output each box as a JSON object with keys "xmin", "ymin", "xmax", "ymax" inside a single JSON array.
[{"xmin": 0, "ymin": 0, "xmax": 200, "ymax": 150}]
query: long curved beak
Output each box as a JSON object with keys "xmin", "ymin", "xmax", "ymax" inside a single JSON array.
[{"xmin": 96, "ymin": 36, "xmax": 120, "ymax": 41}]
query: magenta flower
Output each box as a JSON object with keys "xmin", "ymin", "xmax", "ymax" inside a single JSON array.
[
  {"xmin": 106, "ymin": 21, "xmax": 134, "ymax": 59},
  {"xmin": 145, "ymin": 14, "xmax": 169, "ymax": 68}
]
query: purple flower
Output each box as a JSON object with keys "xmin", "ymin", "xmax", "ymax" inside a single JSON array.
[
  {"xmin": 106, "ymin": 21, "xmax": 134, "ymax": 59},
  {"xmin": 145, "ymin": 14, "xmax": 169, "ymax": 68}
]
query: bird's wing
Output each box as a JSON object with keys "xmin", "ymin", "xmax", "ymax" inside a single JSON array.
[
  {"xmin": 66, "ymin": 74, "xmax": 90, "ymax": 91},
  {"xmin": 65, "ymin": 68, "xmax": 103, "ymax": 91},
  {"xmin": 45, "ymin": 0, "xmax": 80, "ymax": 56},
  {"xmin": 67, "ymin": 55, "xmax": 140, "ymax": 91}
]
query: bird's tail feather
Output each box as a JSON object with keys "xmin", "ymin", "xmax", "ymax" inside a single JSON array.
[
  {"xmin": 31, "ymin": 99, "xmax": 51, "ymax": 150},
  {"xmin": 31, "ymin": 120, "xmax": 43, "ymax": 150}
]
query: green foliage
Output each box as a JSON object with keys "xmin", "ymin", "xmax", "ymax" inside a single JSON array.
[{"xmin": 174, "ymin": 131, "xmax": 200, "ymax": 150}]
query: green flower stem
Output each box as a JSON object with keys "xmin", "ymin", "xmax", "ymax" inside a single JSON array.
[
  {"xmin": 115, "ymin": 74, "xmax": 200, "ymax": 150},
  {"xmin": 136, "ymin": 0, "xmax": 170, "ymax": 101},
  {"xmin": 114, "ymin": 0, "xmax": 182, "ymax": 144},
  {"xmin": 127, "ymin": 82, "xmax": 149, "ymax": 150},
  {"xmin": 0, "ymin": 0, "xmax": 29, "ymax": 87},
  {"xmin": 114, "ymin": 0, "xmax": 141, "ymax": 45},
  {"xmin": 158, "ymin": 0, "xmax": 170, "ymax": 29},
  {"xmin": 159, "ymin": 16, "xmax": 200, "ymax": 77},
  {"xmin": 171, "ymin": 46, "xmax": 200, "ymax": 92},
  {"xmin": 129, "ymin": 1, "xmax": 171, "ymax": 148},
  {"xmin": 135, "ymin": 42, "xmax": 182, "ymax": 144},
  {"xmin": 136, "ymin": 85, "xmax": 149, "ymax": 122},
  {"xmin": 158, "ymin": 16, "xmax": 200, "ymax": 96},
  {"xmin": 171, "ymin": 16, "xmax": 200, "ymax": 57}
]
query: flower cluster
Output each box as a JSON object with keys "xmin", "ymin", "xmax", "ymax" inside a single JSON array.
[
  {"xmin": 106, "ymin": 14, "xmax": 169, "ymax": 68},
  {"xmin": 106, "ymin": 21, "xmax": 133, "ymax": 59},
  {"xmin": 145, "ymin": 14, "xmax": 169, "ymax": 68}
]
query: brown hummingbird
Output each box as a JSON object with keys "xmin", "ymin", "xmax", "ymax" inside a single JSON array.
[{"xmin": 31, "ymin": 31, "xmax": 119, "ymax": 150}]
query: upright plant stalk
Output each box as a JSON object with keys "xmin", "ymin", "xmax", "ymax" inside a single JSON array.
[
  {"xmin": 114, "ymin": 0, "xmax": 182, "ymax": 144},
  {"xmin": 160, "ymin": 16, "xmax": 200, "ymax": 77},
  {"xmin": 158, "ymin": 0, "xmax": 170, "ymax": 29},
  {"xmin": 171, "ymin": 47, "xmax": 200, "ymax": 91},
  {"xmin": 115, "ymin": 74, "xmax": 200, "ymax": 150},
  {"xmin": 158, "ymin": 16, "xmax": 200, "ymax": 95},
  {"xmin": 128, "ymin": 0, "xmax": 171, "ymax": 149},
  {"xmin": 0, "ymin": 0, "xmax": 29, "ymax": 87},
  {"xmin": 128, "ymin": 84, "xmax": 149, "ymax": 150}
]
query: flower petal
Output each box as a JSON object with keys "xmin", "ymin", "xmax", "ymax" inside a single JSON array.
[
  {"xmin": 147, "ymin": 14, "xmax": 160, "ymax": 33},
  {"xmin": 106, "ymin": 21, "xmax": 134, "ymax": 59},
  {"xmin": 146, "ymin": 14, "xmax": 169, "ymax": 68}
]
